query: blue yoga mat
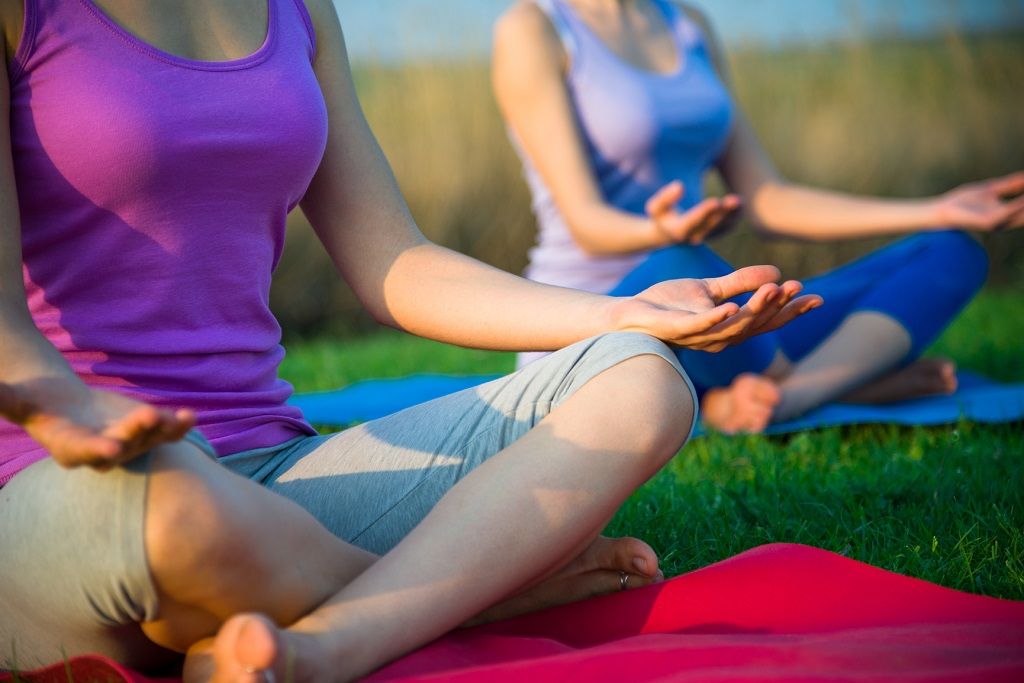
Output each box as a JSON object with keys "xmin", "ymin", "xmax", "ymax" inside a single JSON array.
[{"xmin": 288, "ymin": 371, "xmax": 1024, "ymax": 433}]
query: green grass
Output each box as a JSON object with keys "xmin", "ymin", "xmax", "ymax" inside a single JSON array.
[{"xmin": 279, "ymin": 288, "xmax": 1024, "ymax": 599}]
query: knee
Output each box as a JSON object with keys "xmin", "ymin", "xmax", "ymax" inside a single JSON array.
[
  {"xmin": 921, "ymin": 230, "xmax": 989, "ymax": 293},
  {"xmin": 591, "ymin": 333, "xmax": 697, "ymax": 467},
  {"xmin": 143, "ymin": 444, "xmax": 263, "ymax": 594}
]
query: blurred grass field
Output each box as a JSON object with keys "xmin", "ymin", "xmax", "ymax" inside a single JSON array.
[
  {"xmin": 280, "ymin": 289, "xmax": 1024, "ymax": 599},
  {"xmin": 272, "ymin": 30, "xmax": 1024, "ymax": 337}
]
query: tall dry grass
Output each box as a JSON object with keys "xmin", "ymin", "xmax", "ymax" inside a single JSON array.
[{"xmin": 273, "ymin": 31, "xmax": 1024, "ymax": 337}]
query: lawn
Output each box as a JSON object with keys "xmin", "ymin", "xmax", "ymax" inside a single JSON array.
[{"xmin": 279, "ymin": 288, "xmax": 1024, "ymax": 600}]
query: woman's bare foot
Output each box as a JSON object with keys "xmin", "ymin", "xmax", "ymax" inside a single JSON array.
[
  {"xmin": 466, "ymin": 535, "xmax": 663, "ymax": 626},
  {"xmin": 701, "ymin": 373, "xmax": 781, "ymax": 434},
  {"xmin": 842, "ymin": 358, "xmax": 958, "ymax": 405},
  {"xmin": 185, "ymin": 536, "xmax": 658, "ymax": 680},
  {"xmin": 185, "ymin": 613, "xmax": 329, "ymax": 683}
]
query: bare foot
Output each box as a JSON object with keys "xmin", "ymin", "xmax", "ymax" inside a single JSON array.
[
  {"xmin": 185, "ymin": 613, "xmax": 328, "ymax": 683},
  {"xmin": 701, "ymin": 373, "xmax": 781, "ymax": 434},
  {"xmin": 466, "ymin": 536, "xmax": 663, "ymax": 626},
  {"xmin": 184, "ymin": 536, "xmax": 658, "ymax": 680},
  {"xmin": 842, "ymin": 358, "xmax": 958, "ymax": 404}
]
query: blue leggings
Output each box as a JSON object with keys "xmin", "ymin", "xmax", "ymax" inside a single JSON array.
[{"xmin": 608, "ymin": 231, "xmax": 988, "ymax": 396}]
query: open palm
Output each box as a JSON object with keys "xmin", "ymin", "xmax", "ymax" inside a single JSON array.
[
  {"xmin": 0, "ymin": 379, "xmax": 195, "ymax": 470},
  {"xmin": 611, "ymin": 265, "xmax": 822, "ymax": 351}
]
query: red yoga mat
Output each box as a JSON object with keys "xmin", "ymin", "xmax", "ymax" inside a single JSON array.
[{"xmin": 4, "ymin": 544, "xmax": 1023, "ymax": 682}]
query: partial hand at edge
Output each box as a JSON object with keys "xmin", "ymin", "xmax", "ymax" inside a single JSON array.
[
  {"xmin": 645, "ymin": 181, "xmax": 742, "ymax": 245},
  {"xmin": 934, "ymin": 171, "xmax": 1024, "ymax": 232},
  {"xmin": 609, "ymin": 265, "xmax": 823, "ymax": 352},
  {"xmin": 0, "ymin": 379, "xmax": 195, "ymax": 470}
]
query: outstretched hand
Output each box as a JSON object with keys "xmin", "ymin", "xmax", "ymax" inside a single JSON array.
[
  {"xmin": 935, "ymin": 171, "xmax": 1024, "ymax": 232},
  {"xmin": 646, "ymin": 181, "xmax": 742, "ymax": 245},
  {"xmin": 0, "ymin": 379, "xmax": 195, "ymax": 470},
  {"xmin": 609, "ymin": 265, "xmax": 822, "ymax": 351}
]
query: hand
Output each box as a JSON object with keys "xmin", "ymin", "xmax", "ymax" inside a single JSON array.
[
  {"xmin": 0, "ymin": 378, "xmax": 195, "ymax": 470},
  {"xmin": 609, "ymin": 265, "xmax": 822, "ymax": 352},
  {"xmin": 645, "ymin": 181, "xmax": 742, "ymax": 245},
  {"xmin": 933, "ymin": 171, "xmax": 1024, "ymax": 232}
]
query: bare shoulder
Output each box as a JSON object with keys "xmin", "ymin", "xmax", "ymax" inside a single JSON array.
[
  {"xmin": 0, "ymin": 0, "xmax": 24, "ymax": 65},
  {"xmin": 296, "ymin": 0, "xmax": 340, "ymax": 37},
  {"xmin": 291, "ymin": 0, "xmax": 349, "ymax": 70},
  {"xmin": 671, "ymin": 1, "xmax": 715, "ymax": 36},
  {"xmin": 671, "ymin": 1, "xmax": 731, "ymax": 77},
  {"xmin": 298, "ymin": 0, "xmax": 337, "ymax": 28},
  {"xmin": 494, "ymin": 1, "xmax": 564, "ymax": 66}
]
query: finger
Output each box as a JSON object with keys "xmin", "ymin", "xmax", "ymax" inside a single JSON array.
[
  {"xmin": 703, "ymin": 265, "xmax": 782, "ymax": 303},
  {"xmin": 113, "ymin": 407, "xmax": 195, "ymax": 458},
  {"xmin": 688, "ymin": 284, "xmax": 780, "ymax": 344},
  {"xmin": 149, "ymin": 409, "xmax": 196, "ymax": 447},
  {"xmin": 752, "ymin": 294, "xmax": 823, "ymax": 335},
  {"xmin": 995, "ymin": 195, "xmax": 1024, "ymax": 228},
  {"xmin": 658, "ymin": 302, "xmax": 740, "ymax": 342},
  {"xmin": 685, "ymin": 205, "xmax": 733, "ymax": 244},
  {"xmin": 779, "ymin": 279, "xmax": 804, "ymax": 299},
  {"xmin": 645, "ymin": 180, "xmax": 685, "ymax": 217},
  {"xmin": 748, "ymin": 284, "xmax": 792, "ymax": 330},
  {"xmin": 1009, "ymin": 206, "xmax": 1024, "ymax": 229},
  {"xmin": 102, "ymin": 405, "xmax": 162, "ymax": 444},
  {"xmin": 167, "ymin": 408, "xmax": 197, "ymax": 441},
  {"xmin": 749, "ymin": 278, "xmax": 806, "ymax": 328},
  {"xmin": 989, "ymin": 171, "xmax": 1024, "ymax": 198},
  {"xmin": 660, "ymin": 198, "xmax": 720, "ymax": 241},
  {"xmin": 721, "ymin": 193, "xmax": 742, "ymax": 211},
  {"xmin": 43, "ymin": 421, "xmax": 122, "ymax": 467}
]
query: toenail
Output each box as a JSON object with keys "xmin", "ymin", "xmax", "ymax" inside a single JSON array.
[{"xmin": 632, "ymin": 557, "xmax": 648, "ymax": 573}]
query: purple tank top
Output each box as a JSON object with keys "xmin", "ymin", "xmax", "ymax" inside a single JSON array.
[
  {"xmin": 519, "ymin": 0, "xmax": 735, "ymax": 294},
  {"xmin": 1, "ymin": 0, "xmax": 327, "ymax": 485}
]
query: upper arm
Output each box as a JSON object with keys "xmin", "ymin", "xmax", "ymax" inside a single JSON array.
[
  {"xmin": 297, "ymin": 0, "xmax": 426, "ymax": 300},
  {"xmin": 492, "ymin": 3, "xmax": 607, "ymax": 231},
  {"xmin": 673, "ymin": 2, "xmax": 782, "ymax": 199}
]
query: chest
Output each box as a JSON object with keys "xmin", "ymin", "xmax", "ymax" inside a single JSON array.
[{"xmin": 86, "ymin": 0, "xmax": 270, "ymax": 63}]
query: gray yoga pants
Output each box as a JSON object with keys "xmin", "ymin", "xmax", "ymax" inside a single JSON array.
[{"xmin": 0, "ymin": 332, "xmax": 694, "ymax": 670}]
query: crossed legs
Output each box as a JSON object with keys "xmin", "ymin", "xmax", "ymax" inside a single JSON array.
[
  {"xmin": 127, "ymin": 350, "xmax": 691, "ymax": 681},
  {"xmin": 610, "ymin": 232, "xmax": 988, "ymax": 432},
  {"xmin": 0, "ymin": 335, "xmax": 692, "ymax": 678}
]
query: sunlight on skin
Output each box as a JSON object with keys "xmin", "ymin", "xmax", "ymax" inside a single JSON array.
[{"xmin": 774, "ymin": 312, "xmax": 912, "ymax": 422}]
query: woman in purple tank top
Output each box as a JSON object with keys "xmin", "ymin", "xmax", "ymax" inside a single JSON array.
[
  {"xmin": 0, "ymin": 0, "xmax": 813, "ymax": 679},
  {"xmin": 495, "ymin": 0, "xmax": 1023, "ymax": 433}
]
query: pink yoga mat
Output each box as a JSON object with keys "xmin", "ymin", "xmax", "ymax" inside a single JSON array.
[{"xmin": 4, "ymin": 544, "xmax": 1023, "ymax": 682}]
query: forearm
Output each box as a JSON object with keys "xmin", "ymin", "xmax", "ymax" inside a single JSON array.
[
  {"xmin": 0, "ymin": 300, "xmax": 80, "ymax": 386},
  {"xmin": 380, "ymin": 243, "xmax": 617, "ymax": 351},
  {"xmin": 750, "ymin": 182, "xmax": 941, "ymax": 240},
  {"xmin": 563, "ymin": 201, "xmax": 668, "ymax": 256}
]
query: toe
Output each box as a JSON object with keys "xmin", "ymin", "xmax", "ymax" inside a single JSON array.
[
  {"xmin": 586, "ymin": 536, "xmax": 659, "ymax": 577},
  {"xmin": 213, "ymin": 614, "xmax": 280, "ymax": 683}
]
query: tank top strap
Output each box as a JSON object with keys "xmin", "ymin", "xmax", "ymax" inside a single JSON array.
[
  {"xmin": 533, "ymin": 0, "xmax": 579, "ymax": 63},
  {"xmin": 652, "ymin": 0, "xmax": 706, "ymax": 51}
]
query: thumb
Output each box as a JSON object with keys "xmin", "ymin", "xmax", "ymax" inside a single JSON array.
[
  {"xmin": 704, "ymin": 265, "xmax": 783, "ymax": 303},
  {"xmin": 645, "ymin": 180, "xmax": 685, "ymax": 217}
]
